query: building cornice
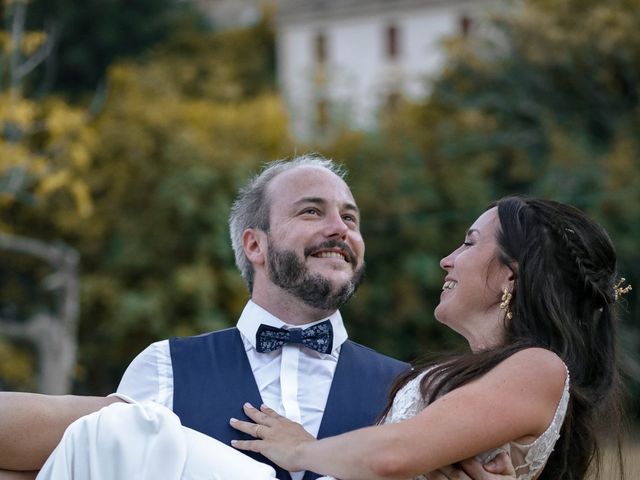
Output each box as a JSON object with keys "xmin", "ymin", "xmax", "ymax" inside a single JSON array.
[{"xmin": 277, "ymin": 0, "xmax": 485, "ymax": 24}]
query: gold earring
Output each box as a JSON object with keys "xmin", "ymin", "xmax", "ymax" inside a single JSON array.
[{"xmin": 500, "ymin": 289, "xmax": 513, "ymax": 320}]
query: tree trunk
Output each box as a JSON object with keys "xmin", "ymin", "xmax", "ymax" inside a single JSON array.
[{"xmin": 0, "ymin": 233, "xmax": 79, "ymax": 394}]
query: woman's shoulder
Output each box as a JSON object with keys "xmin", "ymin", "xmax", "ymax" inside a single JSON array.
[
  {"xmin": 506, "ymin": 347, "xmax": 565, "ymax": 366},
  {"xmin": 484, "ymin": 348, "xmax": 569, "ymax": 437},
  {"xmin": 488, "ymin": 348, "xmax": 567, "ymax": 391},
  {"xmin": 499, "ymin": 347, "xmax": 568, "ymax": 383}
]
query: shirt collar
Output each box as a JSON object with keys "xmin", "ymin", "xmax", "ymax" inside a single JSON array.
[{"xmin": 237, "ymin": 300, "xmax": 348, "ymax": 354}]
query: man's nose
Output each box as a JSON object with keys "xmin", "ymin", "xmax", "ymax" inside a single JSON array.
[{"xmin": 323, "ymin": 211, "xmax": 349, "ymax": 238}]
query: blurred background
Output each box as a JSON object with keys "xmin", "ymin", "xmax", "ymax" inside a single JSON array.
[{"xmin": 0, "ymin": 0, "xmax": 638, "ymax": 470}]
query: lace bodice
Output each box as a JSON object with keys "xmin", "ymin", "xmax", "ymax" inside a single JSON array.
[
  {"xmin": 381, "ymin": 367, "xmax": 570, "ymax": 480},
  {"xmin": 318, "ymin": 365, "xmax": 569, "ymax": 480}
]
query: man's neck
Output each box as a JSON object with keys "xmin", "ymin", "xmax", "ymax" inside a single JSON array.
[{"xmin": 250, "ymin": 290, "xmax": 336, "ymax": 326}]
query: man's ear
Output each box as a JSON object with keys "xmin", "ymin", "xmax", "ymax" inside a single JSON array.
[{"xmin": 243, "ymin": 229, "xmax": 267, "ymax": 266}]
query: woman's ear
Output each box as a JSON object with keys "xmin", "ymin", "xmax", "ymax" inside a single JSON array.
[
  {"xmin": 508, "ymin": 264, "xmax": 518, "ymax": 283},
  {"xmin": 242, "ymin": 229, "xmax": 267, "ymax": 266},
  {"xmin": 504, "ymin": 270, "xmax": 516, "ymax": 291}
]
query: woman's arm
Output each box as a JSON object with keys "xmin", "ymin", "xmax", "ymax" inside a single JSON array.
[
  {"xmin": 0, "ymin": 393, "xmax": 121, "ymax": 471},
  {"xmin": 233, "ymin": 348, "xmax": 567, "ymax": 480}
]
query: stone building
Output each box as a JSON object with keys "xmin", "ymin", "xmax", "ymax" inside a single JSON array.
[{"xmin": 275, "ymin": 0, "xmax": 499, "ymax": 139}]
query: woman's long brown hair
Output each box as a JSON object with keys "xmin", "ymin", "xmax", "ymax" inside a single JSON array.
[{"xmin": 379, "ymin": 197, "xmax": 626, "ymax": 480}]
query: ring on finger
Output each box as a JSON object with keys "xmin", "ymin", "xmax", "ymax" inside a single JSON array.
[{"xmin": 255, "ymin": 425, "xmax": 263, "ymax": 439}]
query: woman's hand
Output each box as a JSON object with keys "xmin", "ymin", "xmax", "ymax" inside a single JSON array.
[
  {"xmin": 230, "ymin": 403, "xmax": 316, "ymax": 472},
  {"xmin": 425, "ymin": 453, "xmax": 516, "ymax": 480}
]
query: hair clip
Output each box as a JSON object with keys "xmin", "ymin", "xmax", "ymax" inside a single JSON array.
[{"xmin": 614, "ymin": 278, "xmax": 632, "ymax": 301}]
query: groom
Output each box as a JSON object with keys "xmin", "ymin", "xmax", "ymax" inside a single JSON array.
[
  {"xmin": 115, "ymin": 155, "xmax": 408, "ymax": 480},
  {"xmin": 0, "ymin": 155, "xmax": 513, "ymax": 480}
]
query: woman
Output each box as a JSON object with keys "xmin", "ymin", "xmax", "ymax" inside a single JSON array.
[{"xmin": 230, "ymin": 197, "xmax": 626, "ymax": 480}]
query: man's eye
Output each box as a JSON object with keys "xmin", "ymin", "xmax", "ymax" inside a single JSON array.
[{"xmin": 303, "ymin": 208, "xmax": 319, "ymax": 215}]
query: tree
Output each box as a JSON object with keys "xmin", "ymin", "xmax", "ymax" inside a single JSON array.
[
  {"xmin": 1, "ymin": 11, "xmax": 289, "ymax": 393},
  {"xmin": 0, "ymin": 233, "xmax": 79, "ymax": 394},
  {"xmin": 19, "ymin": 0, "xmax": 198, "ymax": 96},
  {"xmin": 43, "ymin": 19, "xmax": 287, "ymax": 393},
  {"xmin": 424, "ymin": 0, "xmax": 640, "ymax": 348},
  {"xmin": 322, "ymin": 0, "xmax": 640, "ymax": 412},
  {"xmin": 0, "ymin": 0, "xmax": 95, "ymax": 393}
]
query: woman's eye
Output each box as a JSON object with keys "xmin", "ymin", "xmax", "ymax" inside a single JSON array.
[{"xmin": 463, "ymin": 241, "xmax": 473, "ymax": 247}]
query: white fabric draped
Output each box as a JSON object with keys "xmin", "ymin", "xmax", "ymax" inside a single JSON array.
[{"xmin": 37, "ymin": 401, "xmax": 277, "ymax": 480}]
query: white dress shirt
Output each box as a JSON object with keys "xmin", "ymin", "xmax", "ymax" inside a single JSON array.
[{"xmin": 117, "ymin": 300, "xmax": 348, "ymax": 480}]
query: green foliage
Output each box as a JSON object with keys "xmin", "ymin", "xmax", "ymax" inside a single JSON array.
[
  {"xmin": 73, "ymin": 32, "xmax": 288, "ymax": 393},
  {"xmin": 426, "ymin": 0, "xmax": 640, "ymax": 311},
  {"xmin": 322, "ymin": 108, "xmax": 493, "ymax": 361},
  {"xmin": 23, "ymin": 0, "xmax": 198, "ymax": 95},
  {"xmin": 2, "ymin": 2, "xmax": 638, "ymax": 413},
  {"xmin": 3, "ymin": 18, "xmax": 291, "ymax": 393},
  {"xmin": 0, "ymin": 339, "xmax": 35, "ymax": 390},
  {"xmin": 321, "ymin": 0, "xmax": 640, "ymax": 413},
  {"xmin": 0, "ymin": 95, "xmax": 96, "ymax": 222}
]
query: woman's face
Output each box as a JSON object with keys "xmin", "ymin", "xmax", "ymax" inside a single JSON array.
[{"xmin": 434, "ymin": 207, "xmax": 514, "ymax": 351}]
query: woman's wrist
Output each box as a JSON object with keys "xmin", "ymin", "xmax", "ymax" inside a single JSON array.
[{"xmin": 293, "ymin": 437, "xmax": 317, "ymax": 472}]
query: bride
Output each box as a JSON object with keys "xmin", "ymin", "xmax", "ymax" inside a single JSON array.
[
  {"xmin": 2, "ymin": 197, "xmax": 626, "ymax": 480},
  {"xmin": 229, "ymin": 196, "xmax": 626, "ymax": 479}
]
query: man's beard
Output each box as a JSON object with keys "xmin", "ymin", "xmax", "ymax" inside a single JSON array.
[{"xmin": 266, "ymin": 239, "xmax": 365, "ymax": 311}]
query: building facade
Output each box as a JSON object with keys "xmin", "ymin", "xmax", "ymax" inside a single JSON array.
[{"xmin": 276, "ymin": 0, "xmax": 498, "ymax": 139}]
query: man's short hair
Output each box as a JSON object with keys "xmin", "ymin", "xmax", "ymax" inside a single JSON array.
[{"xmin": 229, "ymin": 154, "xmax": 347, "ymax": 292}]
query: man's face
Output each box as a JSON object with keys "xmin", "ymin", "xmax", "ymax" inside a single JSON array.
[{"xmin": 263, "ymin": 166, "xmax": 366, "ymax": 310}]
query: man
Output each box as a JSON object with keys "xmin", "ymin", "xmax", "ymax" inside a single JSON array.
[
  {"xmin": 0, "ymin": 155, "xmax": 514, "ymax": 480},
  {"xmin": 116, "ymin": 155, "xmax": 408, "ymax": 480}
]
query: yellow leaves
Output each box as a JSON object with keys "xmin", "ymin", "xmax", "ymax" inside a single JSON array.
[
  {"xmin": 45, "ymin": 100, "xmax": 87, "ymax": 138},
  {"xmin": 70, "ymin": 180, "xmax": 93, "ymax": 217},
  {"xmin": 0, "ymin": 141, "xmax": 33, "ymax": 169},
  {"xmin": 20, "ymin": 31, "xmax": 47, "ymax": 56},
  {"xmin": 586, "ymin": 6, "xmax": 639, "ymax": 52},
  {"xmin": 0, "ymin": 96, "xmax": 36, "ymax": 129},
  {"xmin": 0, "ymin": 93, "xmax": 96, "ymax": 219},
  {"xmin": 511, "ymin": 0, "xmax": 640, "ymax": 64},
  {"xmin": 0, "ymin": 28, "xmax": 47, "ymax": 56},
  {"xmin": 99, "ymin": 62, "xmax": 290, "ymax": 167},
  {"xmin": 69, "ymin": 143, "xmax": 90, "ymax": 169},
  {"xmin": 602, "ymin": 131, "xmax": 640, "ymax": 190}
]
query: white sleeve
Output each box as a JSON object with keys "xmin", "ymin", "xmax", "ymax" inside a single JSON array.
[
  {"xmin": 116, "ymin": 340, "xmax": 174, "ymax": 409},
  {"xmin": 37, "ymin": 402, "xmax": 277, "ymax": 480}
]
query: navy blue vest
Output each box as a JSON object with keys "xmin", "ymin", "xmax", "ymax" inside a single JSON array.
[{"xmin": 170, "ymin": 327, "xmax": 408, "ymax": 480}]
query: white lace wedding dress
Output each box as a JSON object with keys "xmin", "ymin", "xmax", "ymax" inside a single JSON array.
[{"xmin": 320, "ymin": 368, "xmax": 570, "ymax": 480}]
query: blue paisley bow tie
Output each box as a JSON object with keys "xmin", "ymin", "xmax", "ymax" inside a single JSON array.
[{"xmin": 255, "ymin": 320, "xmax": 334, "ymax": 354}]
